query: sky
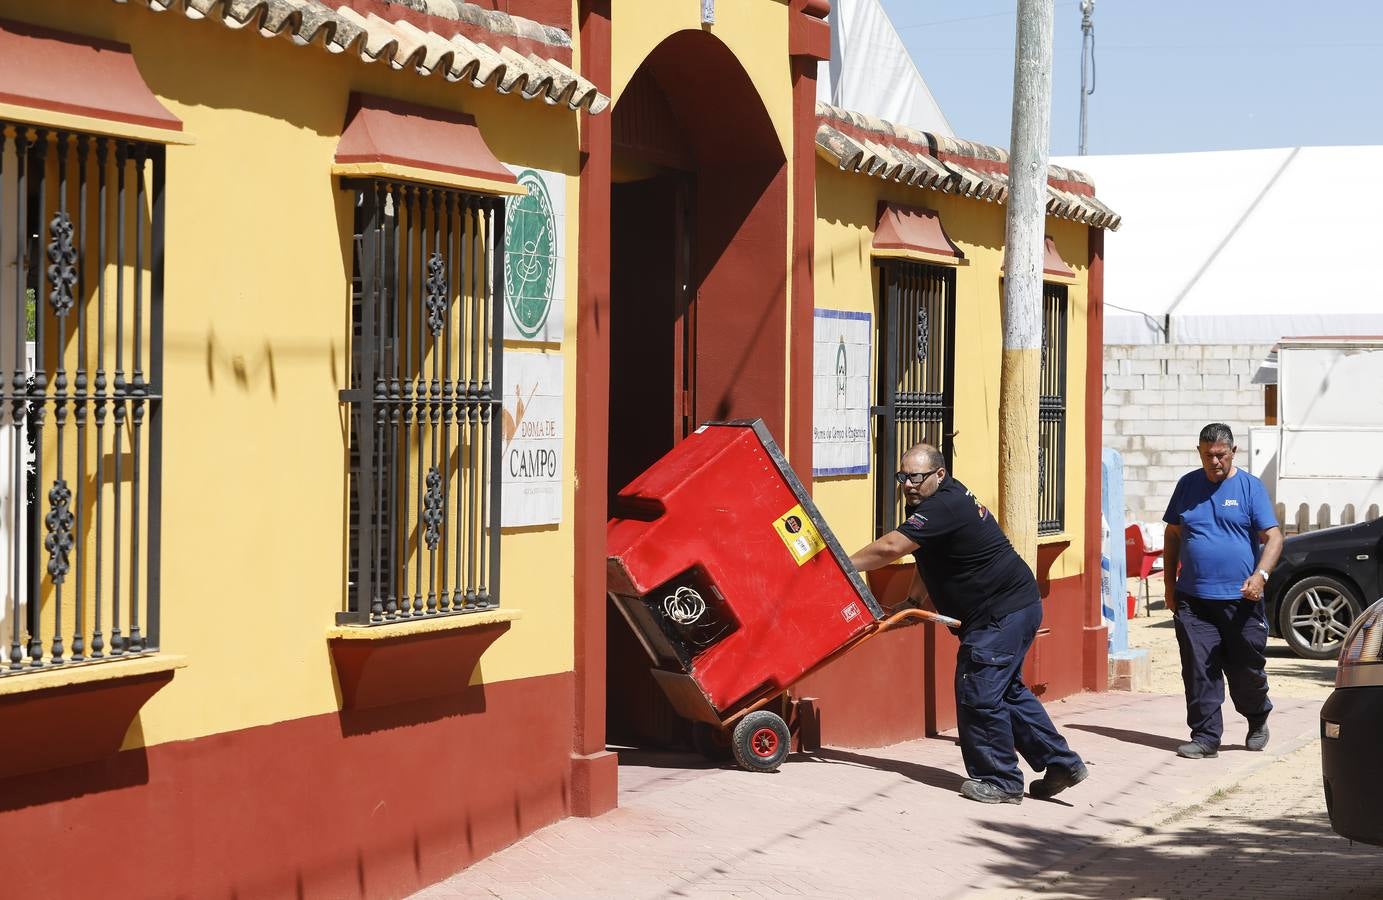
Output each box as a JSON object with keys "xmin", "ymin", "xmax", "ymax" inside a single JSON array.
[{"xmin": 876, "ymin": 0, "xmax": 1383, "ymax": 156}]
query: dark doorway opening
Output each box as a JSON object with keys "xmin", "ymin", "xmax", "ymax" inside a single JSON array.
[
  {"xmin": 607, "ymin": 175, "xmax": 695, "ymax": 505},
  {"xmin": 605, "ymin": 99, "xmax": 697, "ymax": 751}
]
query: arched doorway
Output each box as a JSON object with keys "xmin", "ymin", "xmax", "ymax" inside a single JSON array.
[{"xmin": 605, "ymin": 30, "xmax": 788, "ymax": 749}]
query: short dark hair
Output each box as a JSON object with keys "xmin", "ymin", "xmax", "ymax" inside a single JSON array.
[{"xmin": 1199, "ymin": 422, "xmax": 1234, "ymax": 446}]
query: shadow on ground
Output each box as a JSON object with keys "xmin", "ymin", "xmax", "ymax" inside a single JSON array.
[
  {"xmin": 962, "ymin": 809, "xmax": 1383, "ymax": 898},
  {"xmin": 806, "ymin": 747, "xmax": 967, "ymax": 794},
  {"xmin": 1066, "ymin": 723, "xmax": 1185, "ymax": 753},
  {"xmin": 614, "ymin": 747, "xmax": 716, "ymax": 769}
]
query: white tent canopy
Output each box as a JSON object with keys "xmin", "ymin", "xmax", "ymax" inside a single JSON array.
[
  {"xmin": 817, "ymin": 0, "xmax": 953, "ymax": 137},
  {"xmin": 1052, "ymin": 147, "xmax": 1383, "ymax": 345}
]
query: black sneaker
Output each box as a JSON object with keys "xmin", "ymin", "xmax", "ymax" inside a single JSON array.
[
  {"xmin": 1246, "ymin": 723, "xmax": 1270, "ymax": 752},
  {"xmin": 960, "ymin": 779, "xmax": 1023, "ymax": 804},
  {"xmin": 1029, "ymin": 762, "xmax": 1089, "ymax": 800},
  {"xmin": 1177, "ymin": 741, "xmax": 1218, "ymax": 759}
]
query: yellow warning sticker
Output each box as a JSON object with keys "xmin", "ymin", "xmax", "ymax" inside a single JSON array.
[{"xmin": 773, "ymin": 504, "xmax": 827, "ymax": 566}]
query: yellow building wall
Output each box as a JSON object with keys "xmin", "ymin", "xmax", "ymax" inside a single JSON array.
[
  {"xmin": 1, "ymin": 0, "xmax": 1095, "ymax": 751},
  {"xmin": 610, "ymin": 0, "xmax": 793, "ymax": 156},
  {"xmin": 1, "ymin": 0, "xmax": 584, "ymax": 748},
  {"xmin": 812, "ymin": 163, "xmax": 1092, "ymax": 582}
]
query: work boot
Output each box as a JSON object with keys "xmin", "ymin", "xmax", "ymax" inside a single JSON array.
[
  {"xmin": 1246, "ymin": 723, "xmax": 1270, "ymax": 752},
  {"xmin": 1177, "ymin": 741, "xmax": 1218, "ymax": 759},
  {"xmin": 1029, "ymin": 761, "xmax": 1089, "ymax": 800},
  {"xmin": 960, "ymin": 779, "xmax": 1022, "ymax": 805}
]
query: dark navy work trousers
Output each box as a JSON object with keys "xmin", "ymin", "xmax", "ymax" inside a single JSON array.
[
  {"xmin": 1173, "ymin": 592, "xmax": 1273, "ymax": 749},
  {"xmin": 955, "ymin": 602, "xmax": 1083, "ymax": 794}
]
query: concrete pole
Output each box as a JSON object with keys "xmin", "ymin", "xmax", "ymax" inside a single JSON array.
[{"xmin": 998, "ymin": 0, "xmax": 1055, "ymax": 568}]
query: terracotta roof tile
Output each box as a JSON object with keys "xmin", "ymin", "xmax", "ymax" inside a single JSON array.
[
  {"xmin": 114, "ymin": 0, "xmax": 609, "ymax": 113},
  {"xmin": 816, "ymin": 102, "xmax": 1120, "ymax": 230}
]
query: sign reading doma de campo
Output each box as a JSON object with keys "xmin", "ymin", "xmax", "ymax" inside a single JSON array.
[
  {"xmin": 502, "ymin": 166, "xmax": 566, "ymax": 344},
  {"xmin": 812, "ymin": 309, "xmax": 871, "ymax": 476},
  {"xmin": 501, "ymin": 350, "xmax": 564, "ymax": 527}
]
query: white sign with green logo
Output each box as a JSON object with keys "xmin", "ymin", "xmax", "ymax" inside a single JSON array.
[
  {"xmin": 502, "ymin": 166, "xmax": 566, "ymax": 344},
  {"xmin": 500, "ymin": 349, "xmax": 564, "ymax": 527}
]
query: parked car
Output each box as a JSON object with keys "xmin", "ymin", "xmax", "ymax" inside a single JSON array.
[
  {"xmin": 1320, "ymin": 596, "xmax": 1383, "ymax": 845},
  {"xmin": 1263, "ymin": 517, "xmax": 1383, "ymax": 659}
]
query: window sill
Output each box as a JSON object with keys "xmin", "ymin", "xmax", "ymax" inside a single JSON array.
[
  {"xmin": 0, "ymin": 653, "xmax": 186, "ymax": 779},
  {"xmin": 327, "ymin": 610, "xmax": 521, "ymax": 710},
  {"xmin": 0, "ymin": 652, "xmax": 186, "ymax": 696},
  {"xmin": 326, "ymin": 608, "xmax": 521, "ymax": 640}
]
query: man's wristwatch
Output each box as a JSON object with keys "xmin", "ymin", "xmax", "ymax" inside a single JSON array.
[{"xmin": 1256, "ymin": 568, "xmax": 1270, "ymax": 582}]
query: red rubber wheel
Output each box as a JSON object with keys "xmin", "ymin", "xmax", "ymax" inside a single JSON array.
[{"xmin": 731, "ymin": 710, "xmax": 790, "ymax": 772}]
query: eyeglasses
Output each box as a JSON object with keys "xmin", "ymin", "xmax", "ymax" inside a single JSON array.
[{"xmin": 895, "ymin": 469, "xmax": 939, "ymax": 486}]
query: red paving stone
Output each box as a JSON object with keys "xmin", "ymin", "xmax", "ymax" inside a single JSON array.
[{"xmin": 413, "ymin": 692, "xmax": 1329, "ymax": 899}]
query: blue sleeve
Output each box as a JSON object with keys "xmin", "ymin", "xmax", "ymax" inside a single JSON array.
[
  {"xmin": 1248, "ymin": 476, "xmax": 1278, "ymax": 532},
  {"xmin": 1162, "ymin": 475, "xmax": 1185, "ymax": 525}
]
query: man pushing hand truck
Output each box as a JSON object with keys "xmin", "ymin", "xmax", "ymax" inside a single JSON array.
[{"xmin": 849, "ymin": 442, "xmax": 1088, "ymax": 805}]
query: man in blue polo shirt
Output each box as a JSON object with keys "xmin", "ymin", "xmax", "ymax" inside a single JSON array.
[{"xmin": 1163, "ymin": 422, "xmax": 1284, "ymax": 759}]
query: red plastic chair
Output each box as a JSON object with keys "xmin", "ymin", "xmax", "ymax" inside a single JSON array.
[{"xmin": 1125, "ymin": 523, "xmax": 1164, "ymax": 615}]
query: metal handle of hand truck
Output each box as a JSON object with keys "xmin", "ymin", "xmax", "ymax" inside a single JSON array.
[{"xmin": 878, "ymin": 606, "xmax": 961, "ymax": 631}]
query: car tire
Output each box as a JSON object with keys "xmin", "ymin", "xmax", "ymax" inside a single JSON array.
[{"xmin": 1277, "ymin": 575, "xmax": 1363, "ymax": 660}]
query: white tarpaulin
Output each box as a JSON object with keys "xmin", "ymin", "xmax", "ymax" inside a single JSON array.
[
  {"xmin": 501, "ymin": 350, "xmax": 563, "ymax": 527},
  {"xmin": 817, "ymin": 0, "xmax": 952, "ymax": 136},
  {"xmin": 1052, "ymin": 147, "xmax": 1383, "ymax": 345},
  {"xmin": 812, "ymin": 310, "xmax": 872, "ymax": 476}
]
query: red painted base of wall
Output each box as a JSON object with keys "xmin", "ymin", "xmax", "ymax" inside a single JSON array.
[
  {"xmin": 795, "ymin": 625, "xmax": 928, "ymax": 748},
  {"xmin": 793, "ymin": 571, "xmax": 1100, "ymax": 746},
  {"xmin": 0, "ymin": 672, "xmax": 575, "ymax": 899}
]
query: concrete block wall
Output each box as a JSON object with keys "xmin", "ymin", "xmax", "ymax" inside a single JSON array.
[{"xmin": 1103, "ymin": 344, "xmax": 1273, "ymax": 528}]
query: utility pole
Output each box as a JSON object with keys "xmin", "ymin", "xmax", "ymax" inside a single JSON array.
[
  {"xmin": 1078, "ymin": 0, "xmax": 1096, "ymax": 155},
  {"xmin": 998, "ymin": 0, "xmax": 1055, "ymax": 569}
]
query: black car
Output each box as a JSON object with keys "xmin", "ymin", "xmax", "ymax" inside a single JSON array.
[
  {"xmin": 1264, "ymin": 517, "xmax": 1383, "ymax": 659},
  {"xmin": 1321, "ymin": 597, "xmax": 1383, "ymax": 845}
]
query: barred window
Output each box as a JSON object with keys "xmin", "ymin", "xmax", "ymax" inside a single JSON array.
[
  {"xmin": 1, "ymin": 123, "xmax": 165, "ymax": 673},
  {"xmin": 342, "ymin": 182, "xmax": 505, "ymax": 624},
  {"xmin": 875, "ymin": 262, "xmax": 955, "ymax": 537},
  {"xmin": 1038, "ymin": 282, "xmax": 1068, "ymax": 535}
]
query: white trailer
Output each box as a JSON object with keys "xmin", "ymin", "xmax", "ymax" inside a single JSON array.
[{"xmin": 1249, "ymin": 338, "xmax": 1383, "ymax": 532}]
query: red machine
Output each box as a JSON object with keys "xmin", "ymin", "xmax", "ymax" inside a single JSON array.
[{"xmin": 607, "ymin": 420, "xmax": 957, "ymax": 772}]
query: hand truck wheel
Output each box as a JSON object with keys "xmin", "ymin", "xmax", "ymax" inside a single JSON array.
[{"xmin": 731, "ymin": 710, "xmax": 790, "ymax": 772}]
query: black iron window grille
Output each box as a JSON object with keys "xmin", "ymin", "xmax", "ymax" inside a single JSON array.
[
  {"xmin": 0, "ymin": 122, "xmax": 165, "ymax": 674},
  {"xmin": 1038, "ymin": 282, "xmax": 1068, "ymax": 536},
  {"xmin": 342, "ymin": 181, "xmax": 505, "ymax": 625},
  {"xmin": 875, "ymin": 262, "xmax": 956, "ymax": 537}
]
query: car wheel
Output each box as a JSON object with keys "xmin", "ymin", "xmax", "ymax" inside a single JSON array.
[{"xmin": 1277, "ymin": 575, "xmax": 1363, "ymax": 660}]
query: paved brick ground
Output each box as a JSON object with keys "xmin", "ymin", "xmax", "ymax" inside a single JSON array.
[
  {"xmin": 983, "ymin": 739, "xmax": 1383, "ymax": 899},
  {"xmin": 412, "ymin": 691, "xmax": 1359, "ymax": 899}
]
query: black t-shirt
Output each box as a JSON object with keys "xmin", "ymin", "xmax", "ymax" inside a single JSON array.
[{"xmin": 895, "ymin": 476, "xmax": 1039, "ymax": 632}]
